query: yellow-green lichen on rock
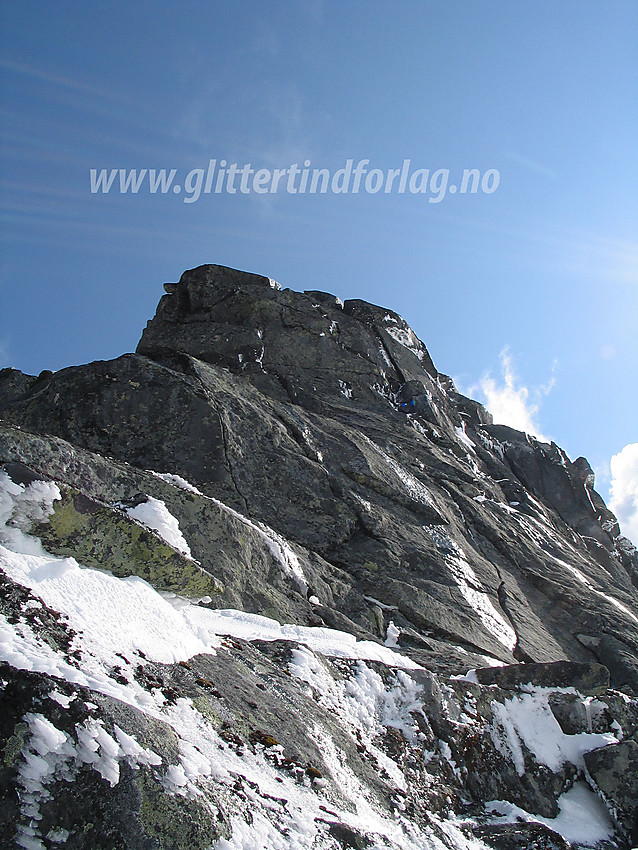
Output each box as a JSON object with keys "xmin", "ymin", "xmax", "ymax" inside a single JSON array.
[
  {"xmin": 137, "ymin": 767, "xmax": 231, "ymax": 848},
  {"xmin": 3, "ymin": 722, "xmax": 28, "ymax": 767},
  {"xmin": 34, "ymin": 488, "xmax": 221, "ymax": 598}
]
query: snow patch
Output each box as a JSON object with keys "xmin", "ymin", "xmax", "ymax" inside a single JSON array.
[
  {"xmin": 0, "ymin": 472, "xmax": 61, "ymax": 557},
  {"xmin": 338, "ymin": 379, "xmax": 353, "ymax": 399},
  {"xmin": 126, "ymin": 496, "xmax": 192, "ymax": 558},
  {"xmin": 490, "ymin": 688, "xmax": 617, "ymax": 777},
  {"xmin": 385, "ymin": 621, "xmax": 400, "ymax": 648},
  {"xmin": 384, "ymin": 323, "xmax": 425, "ymax": 362},
  {"xmin": 191, "ymin": 607, "xmax": 420, "ymax": 669},
  {"xmin": 150, "ymin": 471, "xmax": 203, "ymax": 495},
  {"xmin": 486, "ymin": 781, "xmax": 614, "ymax": 846},
  {"xmin": 455, "ymin": 423, "xmax": 475, "ymax": 450}
]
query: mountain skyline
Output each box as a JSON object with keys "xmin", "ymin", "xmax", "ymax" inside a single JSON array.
[
  {"xmin": 2, "ymin": 262, "xmax": 637, "ymax": 847},
  {"xmin": 1, "ymin": 2, "xmax": 636, "ymax": 533}
]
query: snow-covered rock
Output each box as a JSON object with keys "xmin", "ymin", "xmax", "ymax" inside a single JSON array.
[{"xmin": 1, "ymin": 263, "xmax": 637, "ymax": 848}]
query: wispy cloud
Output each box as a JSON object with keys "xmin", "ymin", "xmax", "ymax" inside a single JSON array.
[
  {"xmin": 609, "ymin": 443, "xmax": 638, "ymax": 546},
  {"xmin": 0, "ymin": 57, "xmax": 132, "ymax": 104},
  {"xmin": 504, "ymin": 149, "xmax": 557, "ymax": 180},
  {"xmin": 469, "ymin": 348, "xmax": 555, "ymax": 442}
]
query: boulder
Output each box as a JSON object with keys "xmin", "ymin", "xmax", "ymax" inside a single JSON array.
[
  {"xmin": 474, "ymin": 661, "xmax": 610, "ymax": 694},
  {"xmin": 584, "ymin": 739, "xmax": 638, "ymax": 844}
]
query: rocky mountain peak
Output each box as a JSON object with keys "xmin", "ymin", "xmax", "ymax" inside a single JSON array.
[
  {"xmin": 1, "ymin": 264, "xmax": 637, "ymax": 848},
  {"xmin": 138, "ymin": 264, "xmax": 461, "ymax": 429}
]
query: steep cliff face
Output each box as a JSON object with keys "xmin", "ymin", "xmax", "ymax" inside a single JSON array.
[{"xmin": 1, "ymin": 264, "xmax": 637, "ymax": 849}]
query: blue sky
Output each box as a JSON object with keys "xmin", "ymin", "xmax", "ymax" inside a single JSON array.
[{"xmin": 1, "ymin": 1, "xmax": 637, "ymax": 531}]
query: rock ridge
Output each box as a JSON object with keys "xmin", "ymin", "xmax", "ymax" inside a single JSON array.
[{"xmin": 1, "ymin": 262, "xmax": 637, "ymax": 848}]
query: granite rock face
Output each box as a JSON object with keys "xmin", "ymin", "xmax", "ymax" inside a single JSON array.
[{"xmin": 1, "ymin": 263, "xmax": 637, "ymax": 849}]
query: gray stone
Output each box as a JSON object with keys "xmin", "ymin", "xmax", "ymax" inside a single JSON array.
[
  {"xmin": 548, "ymin": 692, "xmax": 613, "ymax": 735},
  {"xmin": 474, "ymin": 661, "xmax": 610, "ymax": 694},
  {"xmin": 584, "ymin": 739, "xmax": 638, "ymax": 843},
  {"xmin": 472, "ymin": 822, "xmax": 571, "ymax": 849},
  {"xmin": 596, "ymin": 634, "xmax": 638, "ymax": 696}
]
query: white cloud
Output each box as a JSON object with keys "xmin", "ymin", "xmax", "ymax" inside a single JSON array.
[
  {"xmin": 609, "ymin": 443, "xmax": 638, "ymax": 546},
  {"xmin": 470, "ymin": 348, "xmax": 553, "ymax": 442}
]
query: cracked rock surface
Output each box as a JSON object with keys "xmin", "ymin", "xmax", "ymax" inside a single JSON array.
[{"xmin": 1, "ymin": 263, "xmax": 637, "ymax": 849}]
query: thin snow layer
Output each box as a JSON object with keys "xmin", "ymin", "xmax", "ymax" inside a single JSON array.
[
  {"xmin": 289, "ymin": 646, "xmax": 424, "ymax": 780},
  {"xmin": 490, "ymin": 688, "xmax": 617, "ymax": 777},
  {"xmin": 145, "ymin": 467, "xmax": 309, "ymax": 593},
  {"xmin": 0, "ymin": 472, "xmax": 417, "ymax": 676},
  {"xmin": 549, "ymin": 555, "xmax": 638, "ymax": 625},
  {"xmin": 486, "ymin": 781, "xmax": 614, "ymax": 846},
  {"xmin": 1, "ymin": 546, "xmax": 416, "ymax": 684},
  {"xmin": 383, "ymin": 316, "xmax": 425, "ymax": 362},
  {"xmin": 1, "ymin": 544, "xmax": 220, "ymax": 666},
  {"xmin": 510, "ymin": 505, "xmax": 638, "ymax": 624},
  {"xmin": 149, "ymin": 471, "xmax": 203, "ymax": 494},
  {"xmin": 160, "ymin": 690, "xmax": 488, "ymax": 850},
  {"xmin": 126, "ymin": 496, "xmax": 192, "ymax": 558},
  {"xmin": 424, "ymin": 527, "xmax": 517, "ymax": 651},
  {"xmin": 455, "ymin": 423, "xmax": 475, "ymax": 451},
  {"xmin": 253, "ymin": 522, "xmax": 308, "ymax": 593},
  {"xmin": 362, "ymin": 436, "xmax": 436, "ymax": 509},
  {"xmin": 183, "ymin": 606, "xmax": 421, "ymax": 669}
]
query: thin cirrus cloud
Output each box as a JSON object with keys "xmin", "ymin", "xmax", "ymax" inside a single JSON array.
[
  {"xmin": 609, "ymin": 443, "xmax": 638, "ymax": 547},
  {"xmin": 503, "ymin": 149, "xmax": 558, "ymax": 181},
  {"xmin": 469, "ymin": 347, "xmax": 554, "ymax": 443},
  {"xmin": 0, "ymin": 57, "xmax": 132, "ymax": 104}
]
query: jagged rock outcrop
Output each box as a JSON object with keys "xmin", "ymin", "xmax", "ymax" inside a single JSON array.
[{"xmin": 1, "ymin": 263, "xmax": 637, "ymax": 849}]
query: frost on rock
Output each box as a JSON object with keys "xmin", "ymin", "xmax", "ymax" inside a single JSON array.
[
  {"xmin": 490, "ymin": 688, "xmax": 617, "ymax": 777},
  {"xmin": 289, "ymin": 646, "xmax": 425, "ymax": 795},
  {"xmin": 14, "ymin": 712, "xmax": 161, "ymax": 849},
  {"xmin": 253, "ymin": 522, "xmax": 309, "ymax": 594},
  {"xmin": 485, "ymin": 782, "xmax": 615, "ymax": 847},
  {"xmin": 0, "ymin": 471, "xmax": 61, "ymax": 556},
  {"xmin": 149, "ymin": 471, "xmax": 204, "ymax": 495},
  {"xmin": 181, "ymin": 483, "xmax": 310, "ymax": 594},
  {"xmin": 338, "ymin": 379, "xmax": 353, "ymax": 399},
  {"xmin": 363, "ymin": 435, "xmax": 436, "ymax": 510}
]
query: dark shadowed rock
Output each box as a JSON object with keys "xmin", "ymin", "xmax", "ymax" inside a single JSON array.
[
  {"xmin": 596, "ymin": 634, "xmax": 638, "ymax": 696},
  {"xmin": 474, "ymin": 661, "xmax": 611, "ymax": 694},
  {"xmin": 473, "ymin": 822, "xmax": 572, "ymax": 849}
]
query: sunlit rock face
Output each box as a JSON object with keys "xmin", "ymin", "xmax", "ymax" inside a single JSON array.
[{"xmin": 1, "ymin": 264, "xmax": 637, "ymax": 849}]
